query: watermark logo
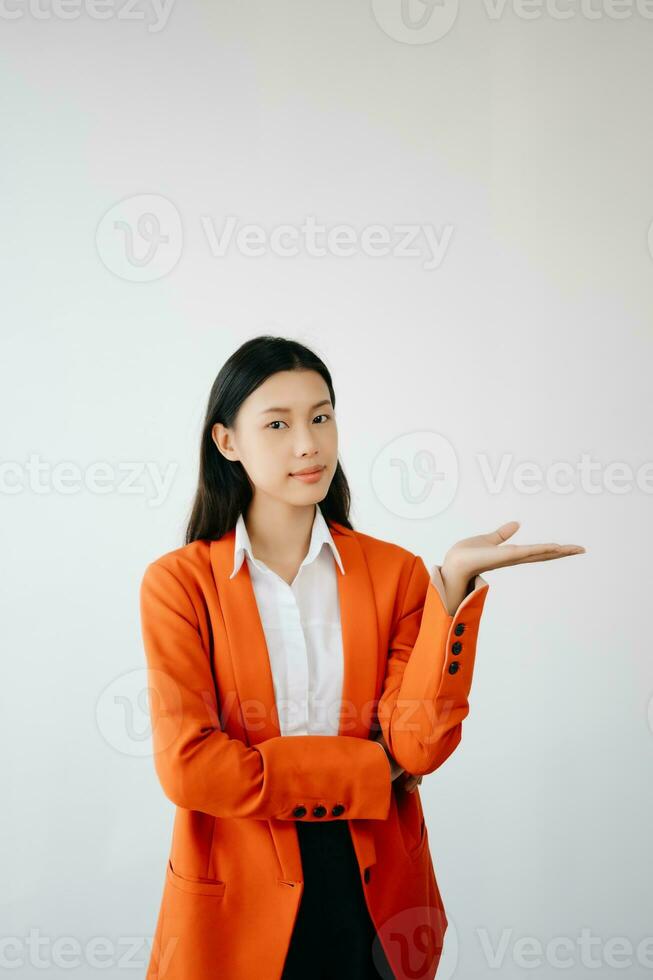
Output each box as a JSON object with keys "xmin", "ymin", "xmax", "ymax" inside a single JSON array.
[
  {"xmin": 371, "ymin": 0, "xmax": 460, "ymax": 43},
  {"xmin": 96, "ymin": 194, "xmax": 183, "ymax": 282},
  {"xmin": 370, "ymin": 433, "xmax": 653, "ymax": 518},
  {"xmin": 371, "ymin": 431, "xmax": 459, "ymax": 519},
  {"xmin": 96, "ymin": 199, "xmax": 455, "ymax": 280},
  {"xmin": 375, "ymin": 906, "xmax": 456, "ymax": 979},
  {"xmin": 96, "ymin": 667, "xmax": 182, "ymax": 757}
]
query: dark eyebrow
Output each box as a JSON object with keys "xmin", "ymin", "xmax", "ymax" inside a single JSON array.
[{"xmin": 258, "ymin": 399, "xmax": 332, "ymax": 415}]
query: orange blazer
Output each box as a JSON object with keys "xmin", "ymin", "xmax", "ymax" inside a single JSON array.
[{"xmin": 139, "ymin": 521, "xmax": 490, "ymax": 980}]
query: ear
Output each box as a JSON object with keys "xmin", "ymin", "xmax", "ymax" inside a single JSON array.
[{"xmin": 211, "ymin": 422, "xmax": 239, "ymax": 462}]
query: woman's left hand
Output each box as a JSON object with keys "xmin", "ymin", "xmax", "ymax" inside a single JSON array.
[
  {"xmin": 440, "ymin": 521, "xmax": 586, "ymax": 614},
  {"xmin": 443, "ymin": 520, "xmax": 585, "ymax": 580}
]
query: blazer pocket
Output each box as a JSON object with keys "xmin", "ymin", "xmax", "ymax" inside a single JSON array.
[{"xmin": 166, "ymin": 860, "xmax": 227, "ymax": 897}]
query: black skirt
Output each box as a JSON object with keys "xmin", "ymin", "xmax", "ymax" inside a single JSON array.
[{"xmin": 281, "ymin": 818, "xmax": 395, "ymax": 979}]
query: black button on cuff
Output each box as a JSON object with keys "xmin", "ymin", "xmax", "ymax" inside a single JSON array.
[
  {"xmin": 332, "ymin": 804, "xmax": 346, "ymax": 816},
  {"xmin": 454, "ymin": 623, "xmax": 465, "ymax": 635},
  {"xmin": 448, "ymin": 661, "xmax": 460, "ymax": 674},
  {"xmin": 292, "ymin": 805, "xmax": 307, "ymax": 818},
  {"xmin": 312, "ymin": 805, "xmax": 327, "ymax": 818},
  {"xmin": 451, "ymin": 640, "xmax": 462, "ymax": 655}
]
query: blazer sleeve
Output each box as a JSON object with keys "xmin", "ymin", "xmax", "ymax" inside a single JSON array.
[
  {"xmin": 376, "ymin": 553, "xmax": 490, "ymax": 777},
  {"xmin": 139, "ymin": 560, "xmax": 392, "ymax": 822}
]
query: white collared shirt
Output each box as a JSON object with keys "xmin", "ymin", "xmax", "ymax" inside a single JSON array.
[
  {"xmin": 229, "ymin": 506, "xmax": 485, "ymax": 741},
  {"xmin": 230, "ymin": 505, "xmax": 346, "ymax": 736}
]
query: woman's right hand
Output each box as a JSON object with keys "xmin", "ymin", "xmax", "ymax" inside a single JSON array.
[
  {"xmin": 374, "ymin": 731, "xmax": 423, "ymax": 791},
  {"xmin": 402, "ymin": 772, "xmax": 423, "ymax": 793},
  {"xmin": 374, "ymin": 730, "xmax": 405, "ymax": 781}
]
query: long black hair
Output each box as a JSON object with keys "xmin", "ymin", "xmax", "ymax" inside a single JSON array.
[{"xmin": 185, "ymin": 335, "xmax": 353, "ymax": 543}]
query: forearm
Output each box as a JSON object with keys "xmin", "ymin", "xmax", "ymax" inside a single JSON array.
[
  {"xmin": 440, "ymin": 563, "xmax": 476, "ymax": 616},
  {"xmin": 377, "ymin": 558, "xmax": 491, "ymax": 776}
]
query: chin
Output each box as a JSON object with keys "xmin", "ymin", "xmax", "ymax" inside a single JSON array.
[{"xmin": 286, "ymin": 474, "xmax": 332, "ymax": 499}]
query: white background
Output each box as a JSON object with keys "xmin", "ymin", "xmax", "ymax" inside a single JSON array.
[{"xmin": 2, "ymin": 1, "xmax": 652, "ymax": 977}]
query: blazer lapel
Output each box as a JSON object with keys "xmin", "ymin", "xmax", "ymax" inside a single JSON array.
[
  {"xmin": 208, "ymin": 521, "xmax": 381, "ymax": 746},
  {"xmin": 209, "ymin": 520, "xmax": 382, "ymax": 879},
  {"xmin": 331, "ymin": 524, "xmax": 382, "ymax": 739}
]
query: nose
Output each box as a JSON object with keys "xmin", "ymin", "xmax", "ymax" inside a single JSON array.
[{"xmin": 293, "ymin": 424, "xmax": 321, "ymax": 457}]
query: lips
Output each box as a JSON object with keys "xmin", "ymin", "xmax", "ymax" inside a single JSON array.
[{"xmin": 291, "ymin": 466, "xmax": 325, "ymax": 476}]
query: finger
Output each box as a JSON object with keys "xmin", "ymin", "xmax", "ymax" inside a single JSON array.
[
  {"xmin": 488, "ymin": 520, "xmax": 522, "ymax": 544},
  {"xmin": 462, "ymin": 521, "xmax": 522, "ymax": 548},
  {"xmin": 502, "ymin": 543, "xmax": 586, "ymax": 563},
  {"xmin": 487, "ymin": 543, "xmax": 586, "ymax": 567},
  {"xmin": 404, "ymin": 775, "xmax": 423, "ymax": 792},
  {"xmin": 509, "ymin": 549, "xmax": 586, "ymax": 564}
]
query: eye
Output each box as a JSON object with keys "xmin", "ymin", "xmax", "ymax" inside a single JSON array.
[{"xmin": 266, "ymin": 414, "xmax": 332, "ymax": 430}]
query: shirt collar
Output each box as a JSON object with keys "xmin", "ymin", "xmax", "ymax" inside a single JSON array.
[{"xmin": 229, "ymin": 505, "xmax": 345, "ymax": 579}]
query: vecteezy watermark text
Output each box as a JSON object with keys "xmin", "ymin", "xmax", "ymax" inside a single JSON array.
[
  {"xmin": 0, "ymin": 455, "xmax": 177, "ymax": 508},
  {"xmin": 0, "ymin": 0, "xmax": 175, "ymax": 31},
  {"xmin": 372, "ymin": 0, "xmax": 653, "ymax": 46},
  {"xmin": 95, "ymin": 195, "xmax": 454, "ymax": 281},
  {"xmin": 200, "ymin": 214, "xmax": 453, "ymax": 270}
]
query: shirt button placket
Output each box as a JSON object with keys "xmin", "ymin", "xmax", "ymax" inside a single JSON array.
[{"xmin": 286, "ymin": 587, "xmax": 309, "ymax": 735}]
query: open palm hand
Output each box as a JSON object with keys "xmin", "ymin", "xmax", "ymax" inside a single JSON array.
[{"xmin": 443, "ymin": 520, "xmax": 585, "ymax": 580}]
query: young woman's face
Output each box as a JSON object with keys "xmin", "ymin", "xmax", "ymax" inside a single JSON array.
[{"xmin": 213, "ymin": 369, "xmax": 339, "ymax": 506}]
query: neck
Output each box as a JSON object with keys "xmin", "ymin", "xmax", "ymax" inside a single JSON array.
[{"xmin": 243, "ymin": 498, "xmax": 316, "ymax": 565}]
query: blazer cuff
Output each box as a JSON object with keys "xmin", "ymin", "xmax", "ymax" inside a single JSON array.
[{"xmin": 429, "ymin": 564, "xmax": 490, "ymax": 615}]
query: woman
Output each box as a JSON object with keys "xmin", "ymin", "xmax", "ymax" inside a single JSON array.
[{"xmin": 139, "ymin": 335, "xmax": 585, "ymax": 980}]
